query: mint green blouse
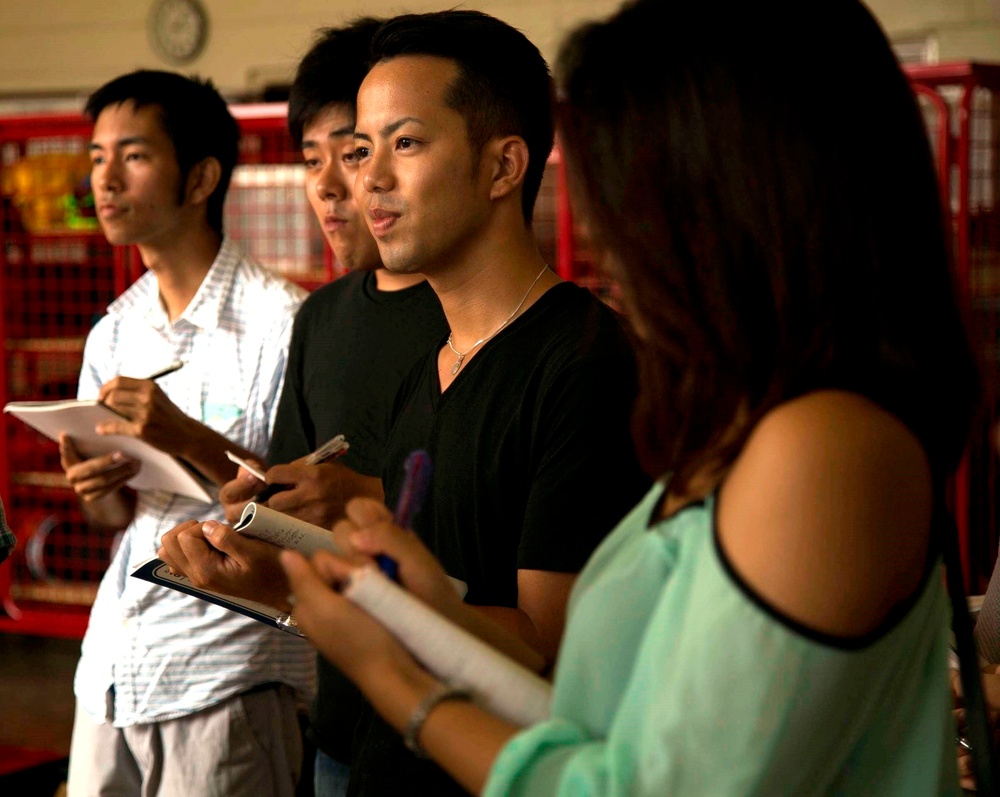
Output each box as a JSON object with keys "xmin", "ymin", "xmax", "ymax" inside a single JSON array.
[{"xmin": 484, "ymin": 484, "xmax": 960, "ymax": 796}]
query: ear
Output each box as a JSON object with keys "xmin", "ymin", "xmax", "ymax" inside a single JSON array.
[
  {"xmin": 184, "ymin": 157, "xmax": 222, "ymax": 206},
  {"xmin": 486, "ymin": 136, "xmax": 530, "ymax": 202}
]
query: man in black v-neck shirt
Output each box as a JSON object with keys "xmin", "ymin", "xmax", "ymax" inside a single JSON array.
[
  {"xmin": 342, "ymin": 12, "xmax": 650, "ymax": 795},
  {"xmin": 158, "ymin": 21, "xmax": 447, "ymax": 796},
  {"xmin": 383, "ymin": 283, "xmax": 641, "ymax": 609}
]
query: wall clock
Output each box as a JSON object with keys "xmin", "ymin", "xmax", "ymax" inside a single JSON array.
[{"xmin": 148, "ymin": 0, "xmax": 209, "ymax": 65}]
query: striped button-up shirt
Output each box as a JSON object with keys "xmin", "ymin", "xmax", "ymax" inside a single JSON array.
[{"xmin": 73, "ymin": 238, "xmax": 314, "ymax": 726}]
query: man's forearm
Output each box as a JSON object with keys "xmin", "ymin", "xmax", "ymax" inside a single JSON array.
[
  {"xmin": 80, "ymin": 488, "xmax": 137, "ymax": 531},
  {"xmin": 175, "ymin": 419, "xmax": 256, "ymax": 487},
  {"xmin": 466, "ymin": 604, "xmax": 549, "ymax": 673}
]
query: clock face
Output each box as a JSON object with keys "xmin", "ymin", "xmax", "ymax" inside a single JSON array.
[{"xmin": 148, "ymin": 0, "xmax": 209, "ymax": 65}]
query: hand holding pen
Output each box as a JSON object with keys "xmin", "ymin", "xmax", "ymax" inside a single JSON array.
[
  {"xmin": 377, "ymin": 450, "xmax": 434, "ymax": 581},
  {"xmin": 220, "ymin": 435, "xmax": 356, "ymax": 529},
  {"xmin": 255, "ymin": 434, "xmax": 350, "ymax": 502},
  {"xmin": 232, "ymin": 451, "xmax": 432, "ymax": 586},
  {"xmin": 95, "ymin": 361, "xmax": 199, "ymax": 456}
]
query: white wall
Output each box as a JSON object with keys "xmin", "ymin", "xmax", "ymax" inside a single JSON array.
[
  {"xmin": 0, "ymin": 0, "xmax": 622, "ymax": 99},
  {"xmin": 0, "ymin": 0, "xmax": 997, "ymax": 101},
  {"xmin": 866, "ymin": 0, "xmax": 1000, "ymax": 61}
]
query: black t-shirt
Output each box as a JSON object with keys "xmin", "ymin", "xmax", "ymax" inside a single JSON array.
[
  {"xmin": 267, "ymin": 270, "xmax": 446, "ymax": 760},
  {"xmin": 348, "ymin": 281, "xmax": 650, "ymax": 796},
  {"xmin": 269, "ymin": 270, "xmax": 446, "ymax": 477}
]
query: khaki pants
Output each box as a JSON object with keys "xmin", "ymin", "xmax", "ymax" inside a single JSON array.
[{"xmin": 67, "ymin": 684, "xmax": 302, "ymax": 797}]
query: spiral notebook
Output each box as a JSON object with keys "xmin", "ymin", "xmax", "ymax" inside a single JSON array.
[{"xmin": 130, "ymin": 505, "xmax": 546, "ymax": 726}]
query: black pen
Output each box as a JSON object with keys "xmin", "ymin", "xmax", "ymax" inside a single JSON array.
[
  {"xmin": 253, "ymin": 481, "xmax": 293, "ymax": 504},
  {"xmin": 144, "ymin": 360, "xmax": 185, "ymax": 381}
]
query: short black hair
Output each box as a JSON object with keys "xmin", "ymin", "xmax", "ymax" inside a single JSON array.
[
  {"xmin": 287, "ymin": 18, "xmax": 385, "ymax": 149},
  {"xmin": 557, "ymin": 0, "xmax": 979, "ymax": 486},
  {"xmin": 369, "ymin": 10, "xmax": 554, "ymax": 226},
  {"xmin": 85, "ymin": 70, "xmax": 239, "ymax": 236}
]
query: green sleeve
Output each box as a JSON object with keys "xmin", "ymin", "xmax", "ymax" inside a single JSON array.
[{"xmin": 485, "ymin": 529, "xmax": 958, "ymax": 797}]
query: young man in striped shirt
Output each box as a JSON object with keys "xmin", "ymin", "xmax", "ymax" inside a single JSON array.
[{"xmin": 60, "ymin": 70, "xmax": 312, "ymax": 797}]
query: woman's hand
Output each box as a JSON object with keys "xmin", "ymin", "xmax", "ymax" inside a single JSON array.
[
  {"xmin": 329, "ymin": 497, "xmax": 547, "ymax": 672},
  {"xmin": 280, "ymin": 548, "xmax": 416, "ymax": 687},
  {"xmin": 331, "ymin": 497, "xmax": 468, "ymax": 624},
  {"xmin": 281, "ymin": 546, "xmax": 516, "ymax": 795}
]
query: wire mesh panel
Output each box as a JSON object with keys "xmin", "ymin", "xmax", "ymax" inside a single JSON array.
[
  {"xmin": 907, "ymin": 63, "xmax": 1000, "ymax": 593},
  {"xmin": 966, "ymin": 85, "xmax": 1000, "ymax": 595},
  {"xmin": 533, "ymin": 158, "xmax": 558, "ymax": 273},
  {"xmin": 0, "ymin": 105, "xmax": 587, "ymax": 636},
  {"xmin": 225, "ymin": 164, "xmax": 326, "ymax": 281},
  {"xmin": 0, "ymin": 118, "xmax": 119, "ymax": 629},
  {"xmin": 0, "ymin": 106, "xmax": 330, "ymax": 636},
  {"xmin": 228, "ymin": 107, "xmax": 337, "ymax": 287},
  {"xmin": 549, "ymin": 150, "xmax": 622, "ymax": 312}
]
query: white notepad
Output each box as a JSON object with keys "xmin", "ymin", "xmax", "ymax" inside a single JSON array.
[{"xmin": 4, "ymin": 399, "xmax": 214, "ymax": 503}]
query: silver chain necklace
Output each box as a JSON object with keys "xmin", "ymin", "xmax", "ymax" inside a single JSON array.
[{"xmin": 446, "ymin": 264, "xmax": 548, "ymax": 376}]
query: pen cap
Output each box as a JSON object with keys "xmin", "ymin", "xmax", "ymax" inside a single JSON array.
[{"xmin": 394, "ymin": 450, "xmax": 434, "ymax": 529}]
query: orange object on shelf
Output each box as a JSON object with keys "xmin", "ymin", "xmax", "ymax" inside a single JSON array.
[{"xmin": 2, "ymin": 137, "xmax": 96, "ymax": 234}]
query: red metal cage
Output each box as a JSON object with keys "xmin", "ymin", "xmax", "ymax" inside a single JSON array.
[
  {"xmin": 6, "ymin": 62, "xmax": 990, "ymax": 637},
  {"xmin": 0, "ymin": 103, "xmax": 565, "ymax": 637},
  {"xmin": 907, "ymin": 63, "xmax": 1000, "ymax": 593}
]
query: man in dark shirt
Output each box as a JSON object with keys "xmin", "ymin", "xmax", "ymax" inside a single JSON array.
[
  {"xmin": 165, "ymin": 11, "xmax": 648, "ymax": 795},
  {"xmin": 342, "ymin": 11, "xmax": 650, "ymax": 795},
  {"xmin": 218, "ymin": 20, "xmax": 445, "ymax": 530},
  {"xmin": 158, "ymin": 20, "xmax": 446, "ymax": 796}
]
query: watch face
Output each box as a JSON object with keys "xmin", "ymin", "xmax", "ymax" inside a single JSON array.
[{"xmin": 148, "ymin": 0, "xmax": 208, "ymax": 65}]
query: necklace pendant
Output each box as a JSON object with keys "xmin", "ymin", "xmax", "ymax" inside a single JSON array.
[{"xmin": 451, "ymin": 355, "xmax": 464, "ymax": 376}]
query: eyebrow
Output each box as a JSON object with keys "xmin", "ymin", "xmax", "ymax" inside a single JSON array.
[
  {"xmin": 302, "ymin": 125, "xmax": 355, "ymax": 149},
  {"xmin": 353, "ymin": 116, "xmax": 424, "ymax": 143},
  {"xmin": 89, "ymin": 136, "xmax": 151, "ymax": 151}
]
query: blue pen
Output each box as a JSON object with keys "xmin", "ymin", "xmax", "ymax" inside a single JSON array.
[{"xmin": 379, "ymin": 450, "xmax": 434, "ymax": 581}]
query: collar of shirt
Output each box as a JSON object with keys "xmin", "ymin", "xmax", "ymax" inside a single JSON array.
[{"xmin": 105, "ymin": 237, "xmax": 242, "ymax": 334}]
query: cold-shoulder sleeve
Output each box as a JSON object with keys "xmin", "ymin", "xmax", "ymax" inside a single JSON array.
[{"xmin": 484, "ymin": 493, "xmax": 960, "ymax": 796}]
